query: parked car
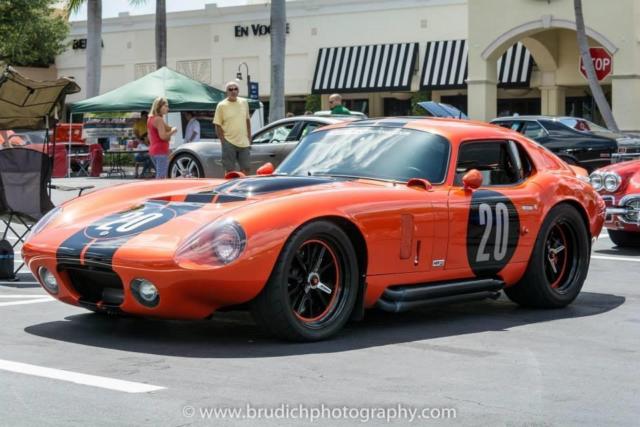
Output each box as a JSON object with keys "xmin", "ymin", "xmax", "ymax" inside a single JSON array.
[
  {"xmin": 490, "ymin": 116, "xmax": 621, "ymax": 172},
  {"xmin": 589, "ymin": 160, "xmax": 640, "ymax": 247},
  {"xmin": 313, "ymin": 110, "xmax": 368, "ymax": 119},
  {"xmin": 168, "ymin": 116, "xmax": 351, "ymax": 178},
  {"xmin": 23, "ymin": 117, "xmax": 604, "ymax": 341},
  {"xmin": 5, "ymin": 128, "xmax": 90, "ymax": 175},
  {"xmin": 555, "ymin": 116, "xmax": 640, "ymax": 159}
]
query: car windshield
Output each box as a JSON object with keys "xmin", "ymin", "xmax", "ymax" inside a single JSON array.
[
  {"xmin": 559, "ymin": 117, "xmax": 610, "ymax": 133},
  {"xmin": 276, "ymin": 126, "xmax": 450, "ymax": 183}
]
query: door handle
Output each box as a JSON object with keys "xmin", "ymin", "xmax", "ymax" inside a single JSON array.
[{"xmin": 269, "ymin": 154, "xmax": 276, "ymax": 157}]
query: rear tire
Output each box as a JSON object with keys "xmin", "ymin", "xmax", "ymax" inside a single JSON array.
[
  {"xmin": 608, "ymin": 229, "xmax": 640, "ymax": 247},
  {"xmin": 505, "ymin": 204, "xmax": 590, "ymax": 308},
  {"xmin": 250, "ymin": 221, "xmax": 359, "ymax": 341}
]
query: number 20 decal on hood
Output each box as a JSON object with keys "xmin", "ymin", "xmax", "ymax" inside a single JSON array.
[
  {"xmin": 57, "ymin": 201, "xmax": 202, "ymax": 266},
  {"xmin": 466, "ymin": 190, "xmax": 520, "ymax": 276}
]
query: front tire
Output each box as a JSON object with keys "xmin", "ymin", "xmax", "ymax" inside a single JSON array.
[
  {"xmin": 505, "ymin": 204, "xmax": 590, "ymax": 308},
  {"xmin": 608, "ymin": 229, "xmax": 640, "ymax": 247},
  {"xmin": 169, "ymin": 153, "xmax": 203, "ymax": 178},
  {"xmin": 250, "ymin": 221, "xmax": 359, "ymax": 341}
]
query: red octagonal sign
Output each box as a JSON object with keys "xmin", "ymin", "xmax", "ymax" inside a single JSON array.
[{"xmin": 579, "ymin": 47, "xmax": 613, "ymax": 82}]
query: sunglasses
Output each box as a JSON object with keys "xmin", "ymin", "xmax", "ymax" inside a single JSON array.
[{"xmin": 228, "ymin": 87, "xmax": 239, "ymax": 92}]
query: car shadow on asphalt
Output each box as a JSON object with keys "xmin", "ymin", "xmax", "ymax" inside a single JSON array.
[
  {"xmin": 593, "ymin": 246, "xmax": 640, "ymax": 256},
  {"xmin": 24, "ymin": 292, "xmax": 625, "ymax": 358}
]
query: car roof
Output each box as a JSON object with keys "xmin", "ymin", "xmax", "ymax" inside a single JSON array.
[
  {"xmin": 492, "ymin": 115, "xmax": 581, "ymax": 122},
  {"xmin": 266, "ymin": 115, "xmax": 348, "ymax": 127}
]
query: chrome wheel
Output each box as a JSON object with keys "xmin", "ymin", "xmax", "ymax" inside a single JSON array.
[{"xmin": 170, "ymin": 155, "xmax": 202, "ymax": 178}]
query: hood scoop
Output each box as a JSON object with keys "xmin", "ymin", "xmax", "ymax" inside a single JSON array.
[
  {"xmin": 213, "ymin": 176, "xmax": 335, "ymax": 196},
  {"xmin": 152, "ymin": 176, "xmax": 336, "ymax": 205}
]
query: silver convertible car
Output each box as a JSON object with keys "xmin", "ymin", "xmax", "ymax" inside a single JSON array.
[{"xmin": 168, "ymin": 116, "xmax": 348, "ymax": 178}]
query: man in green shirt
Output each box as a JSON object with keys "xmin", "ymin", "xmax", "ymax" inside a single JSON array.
[{"xmin": 329, "ymin": 93, "xmax": 351, "ymax": 115}]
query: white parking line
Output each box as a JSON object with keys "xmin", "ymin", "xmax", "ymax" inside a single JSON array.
[
  {"xmin": 0, "ymin": 298, "xmax": 53, "ymax": 307},
  {"xmin": 592, "ymin": 255, "xmax": 640, "ymax": 263},
  {"xmin": 0, "ymin": 295, "xmax": 49, "ymax": 298},
  {"xmin": 0, "ymin": 359, "xmax": 165, "ymax": 393},
  {"xmin": 0, "ymin": 281, "xmax": 39, "ymax": 286}
]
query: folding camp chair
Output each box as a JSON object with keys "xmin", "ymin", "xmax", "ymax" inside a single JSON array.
[{"xmin": 0, "ymin": 147, "xmax": 92, "ymax": 279}]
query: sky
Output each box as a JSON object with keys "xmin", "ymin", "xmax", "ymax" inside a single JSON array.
[{"xmin": 69, "ymin": 0, "xmax": 251, "ymax": 21}]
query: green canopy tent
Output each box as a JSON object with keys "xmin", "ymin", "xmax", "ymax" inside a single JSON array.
[{"xmin": 71, "ymin": 67, "xmax": 260, "ymax": 113}]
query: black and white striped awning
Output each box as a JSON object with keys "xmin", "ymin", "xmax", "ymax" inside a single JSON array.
[
  {"xmin": 312, "ymin": 43, "xmax": 418, "ymax": 94},
  {"xmin": 421, "ymin": 40, "xmax": 533, "ymax": 90},
  {"xmin": 496, "ymin": 42, "xmax": 533, "ymax": 88}
]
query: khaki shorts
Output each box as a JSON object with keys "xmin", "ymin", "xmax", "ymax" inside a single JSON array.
[{"xmin": 221, "ymin": 139, "xmax": 250, "ymax": 172}]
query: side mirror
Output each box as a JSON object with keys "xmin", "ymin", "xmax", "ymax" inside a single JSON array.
[
  {"xmin": 462, "ymin": 169, "xmax": 483, "ymax": 190},
  {"xmin": 224, "ymin": 170, "xmax": 246, "ymax": 180},
  {"xmin": 406, "ymin": 178, "xmax": 432, "ymax": 191},
  {"xmin": 256, "ymin": 162, "xmax": 274, "ymax": 176}
]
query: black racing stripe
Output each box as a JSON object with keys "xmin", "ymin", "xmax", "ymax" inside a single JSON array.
[
  {"xmin": 57, "ymin": 230, "xmax": 93, "ymax": 261},
  {"xmin": 56, "ymin": 202, "xmax": 203, "ymax": 267},
  {"xmin": 214, "ymin": 176, "xmax": 334, "ymax": 195},
  {"xmin": 216, "ymin": 194, "xmax": 247, "ymax": 203}
]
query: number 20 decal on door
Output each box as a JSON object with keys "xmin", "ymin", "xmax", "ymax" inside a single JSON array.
[{"xmin": 466, "ymin": 190, "xmax": 520, "ymax": 276}]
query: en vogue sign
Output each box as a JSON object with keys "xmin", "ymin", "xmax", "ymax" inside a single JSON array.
[{"xmin": 234, "ymin": 23, "xmax": 290, "ymax": 38}]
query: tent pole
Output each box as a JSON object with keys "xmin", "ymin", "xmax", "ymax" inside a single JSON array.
[{"xmin": 67, "ymin": 113, "xmax": 73, "ymax": 178}]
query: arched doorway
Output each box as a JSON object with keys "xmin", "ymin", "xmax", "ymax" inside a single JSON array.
[{"xmin": 468, "ymin": 16, "xmax": 618, "ymax": 123}]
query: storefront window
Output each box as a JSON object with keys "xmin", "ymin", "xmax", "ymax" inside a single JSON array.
[
  {"xmin": 441, "ymin": 96, "xmax": 468, "ymax": 115},
  {"xmin": 497, "ymin": 98, "xmax": 541, "ymax": 117},
  {"xmin": 383, "ymin": 98, "xmax": 412, "ymax": 116},
  {"xmin": 565, "ymin": 95, "xmax": 609, "ymax": 127},
  {"xmin": 343, "ymin": 99, "xmax": 369, "ymax": 116}
]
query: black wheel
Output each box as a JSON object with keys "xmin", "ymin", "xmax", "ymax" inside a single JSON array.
[
  {"xmin": 169, "ymin": 153, "xmax": 203, "ymax": 178},
  {"xmin": 608, "ymin": 229, "xmax": 640, "ymax": 247},
  {"xmin": 250, "ymin": 221, "xmax": 359, "ymax": 341},
  {"xmin": 505, "ymin": 204, "xmax": 590, "ymax": 308}
]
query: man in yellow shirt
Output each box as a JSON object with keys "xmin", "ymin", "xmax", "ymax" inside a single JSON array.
[{"xmin": 213, "ymin": 81, "xmax": 252, "ymax": 174}]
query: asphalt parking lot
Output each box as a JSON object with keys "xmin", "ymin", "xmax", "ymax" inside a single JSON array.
[{"xmin": 1, "ymin": 178, "xmax": 639, "ymax": 426}]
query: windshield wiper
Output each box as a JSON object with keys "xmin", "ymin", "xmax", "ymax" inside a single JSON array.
[{"xmin": 307, "ymin": 171, "xmax": 392, "ymax": 182}]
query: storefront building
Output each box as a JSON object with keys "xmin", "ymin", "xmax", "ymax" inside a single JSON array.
[{"xmin": 56, "ymin": 0, "xmax": 640, "ymax": 131}]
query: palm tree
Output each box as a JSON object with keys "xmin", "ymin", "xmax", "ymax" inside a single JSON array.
[
  {"xmin": 129, "ymin": 0, "xmax": 166, "ymax": 69},
  {"xmin": 574, "ymin": 0, "xmax": 619, "ymax": 131},
  {"xmin": 67, "ymin": 0, "xmax": 101, "ymax": 98},
  {"xmin": 269, "ymin": 0, "xmax": 286, "ymax": 122},
  {"xmin": 154, "ymin": 0, "xmax": 166, "ymax": 68}
]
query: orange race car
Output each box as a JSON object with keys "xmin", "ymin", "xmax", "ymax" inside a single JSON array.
[{"xmin": 23, "ymin": 118, "xmax": 605, "ymax": 341}]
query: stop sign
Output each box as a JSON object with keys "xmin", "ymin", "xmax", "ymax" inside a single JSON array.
[{"xmin": 579, "ymin": 47, "xmax": 613, "ymax": 81}]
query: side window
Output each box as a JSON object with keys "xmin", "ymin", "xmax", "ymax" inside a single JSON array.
[
  {"xmin": 455, "ymin": 141, "xmax": 523, "ymax": 186},
  {"xmin": 300, "ymin": 122, "xmax": 322, "ymax": 139},
  {"xmin": 252, "ymin": 123, "xmax": 297, "ymax": 144},
  {"xmin": 521, "ymin": 121, "xmax": 546, "ymax": 139}
]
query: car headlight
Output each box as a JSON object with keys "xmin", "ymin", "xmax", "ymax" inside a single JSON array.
[
  {"xmin": 26, "ymin": 207, "xmax": 62, "ymax": 240},
  {"xmin": 174, "ymin": 219, "xmax": 247, "ymax": 268},
  {"xmin": 604, "ymin": 172, "xmax": 621, "ymax": 192},
  {"xmin": 589, "ymin": 172, "xmax": 603, "ymax": 191}
]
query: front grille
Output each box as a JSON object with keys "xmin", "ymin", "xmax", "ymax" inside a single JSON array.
[
  {"xmin": 60, "ymin": 264, "xmax": 124, "ymax": 305},
  {"xmin": 623, "ymin": 199, "xmax": 640, "ymax": 224}
]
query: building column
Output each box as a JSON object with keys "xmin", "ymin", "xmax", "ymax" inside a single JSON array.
[
  {"xmin": 612, "ymin": 75, "xmax": 640, "ymax": 132},
  {"xmin": 467, "ymin": 80, "xmax": 497, "ymax": 121},
  {"xmin": 540, "ymin": 86, "xmax": 566, "ymax": 116},
  {"xmin": 368, "ymin": 93, "xmax": 384, "ymax": 117},
  {"xmin": 467, "ymin": 55, "xmax": 497, "ymax": 121}
]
